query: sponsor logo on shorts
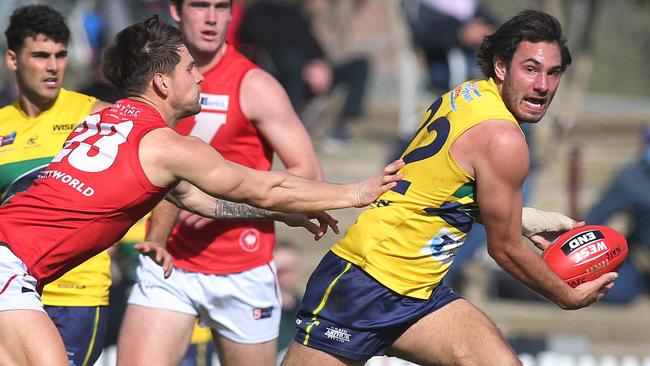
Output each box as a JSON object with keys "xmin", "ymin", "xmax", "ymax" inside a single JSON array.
[
  {"xmin": 239, "ymin": 228, "xmax": 261, "ymax": 252},
  {"xmin": 253, "ymin": 306, "xmax": 273, "ymax": 320},
  {"xmin": 0, "ymin": 131, "xmax": 17, "ymax": 147},
  {"xmin": 324, "ymin": 327, "xmax": 351, "ymax": 343}
]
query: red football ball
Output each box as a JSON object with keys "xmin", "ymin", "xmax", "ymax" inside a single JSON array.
[{"xmin": 542, "ymin": 225, "xmax": 628, "ymax": 288}]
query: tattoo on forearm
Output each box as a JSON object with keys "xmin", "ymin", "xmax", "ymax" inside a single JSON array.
[{"xmin": 213, "ymin": 199, "xmax": 272, "ymax": 220}]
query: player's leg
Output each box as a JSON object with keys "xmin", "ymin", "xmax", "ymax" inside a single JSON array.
[
  {"xmin": 0, "ymin": 246, "xmax": 68, "ymax": 365},
  {"xmin": 213, "ymin": 333, "xmax": 277, "ymax": 366},
  {"xmin": 387, "ymin": 299, "xmax": 521, "ymax": 366},
  {"xmin": 282, "ymin": 342, "xmax": 363, "ymax": 366},
  {"xmin": 201, "ymin": 263, "xmax": 282, "ymax": 366},
  {"xmin": 45, "ymin": 305, "xmax": 109, "ymax": 366},
  {"xmin": 0, "ymin": 309, "xmax": 69, "ymax": 365},
  {"xmin": 117, "ymin": 304, "xmax": 195, "ymax": 365},
  {"xmin": 116, "ymin": 255, "xmax": 198, "ymax": 366}
]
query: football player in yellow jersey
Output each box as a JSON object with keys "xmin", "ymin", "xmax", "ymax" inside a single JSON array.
[
  {"xmin": 0, "ymin": 5, "xmax": 112, "ymax": 365},
  {"xmin": 283, "ymin": 10, "xmax": 619, "ymax": 366}
]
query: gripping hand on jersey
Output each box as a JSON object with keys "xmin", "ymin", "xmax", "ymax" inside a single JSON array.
[
  {"xmin": 351, "ymin": 159, "xmax": 405, "ymax": 208},
  {"xmin": 134, "ymin": 241, "xmax": 174, "ymax": 278},
  {"xmin": 521, "ymin": 207, "xmax": 585, "ymax": 251}
]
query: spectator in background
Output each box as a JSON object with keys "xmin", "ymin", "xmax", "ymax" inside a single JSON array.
[
  {"xmin": 404, "ymin": 0, "xmax": 495, "ymax": 92},
  {"xmin": 239, "ymin": 0, "xmax": 370, "ymax": 145},
  {"xmin": 584, "ymin": 125, "xmax": 650, "ymax": 303}
]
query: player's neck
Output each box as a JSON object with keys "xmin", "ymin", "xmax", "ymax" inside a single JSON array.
[
  {"xmin": 17, "ymin": 92, "xmax": 56, "ymax": 118},
  {"xmin": 192, "ymin": 43, "xmax": 228, "ymax": 74},
  {"xmin": 127, "ymin": 95, "xmax": 176, "ymax": 127}
]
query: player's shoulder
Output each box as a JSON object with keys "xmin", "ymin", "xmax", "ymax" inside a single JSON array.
[
  {"xmin": 482, "ymin": 120, "xmax": 526, "ymax": 148},
  {"xmin": 460, "ymin": 119, "xmax": 526, "ymax": 160},
  {"xmin": 140, "ymin": 126, "xmax": 188, "ymax": 163},
  {"xmin": 240, "ymin": 67, "xmax": 286, "ymax": 100},
  {"xmin": 0, "ymin": 101, "xmax": 19, "ymax": 120},
  {"xmin": 447, "ymin": 79, "xmax": 515, "ymax": 122},
  {"xmin": 58, "ymin": 88, "xmax": 97, "ymax": 106},
  {"xmin": 144, "ymin": 127, "xmax": 202, "ymax": 152},
  {"xmin": 241, "ymin": 67, "xmax": 275, "ymax": 86}
]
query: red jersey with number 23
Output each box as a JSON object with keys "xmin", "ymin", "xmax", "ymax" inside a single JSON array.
[
  {"xmin": 168, "ymin": 45, "xmax": 274, "ymax": 274},
  {"xmin": 0, "ymin": 99, "xmax": 171, "ymax": 286}
]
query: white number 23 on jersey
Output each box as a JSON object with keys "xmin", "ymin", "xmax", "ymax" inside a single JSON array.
[{"xmin": 52, "ymin": 114, "xmax": 134, "ymax": 173}]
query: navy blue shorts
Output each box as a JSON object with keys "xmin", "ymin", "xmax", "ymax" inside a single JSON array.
[
  {"xmin": 295, "ymin": 251, "xmax": 461, "ymax": 361},
  {"xmin": 45, "ymin": 305, "xmax": 108, "ymax": 366}
]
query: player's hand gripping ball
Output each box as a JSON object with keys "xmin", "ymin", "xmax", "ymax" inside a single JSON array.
[{"xmin": 542, "ymin": 225, "xmax": 628, "ymax": 288}]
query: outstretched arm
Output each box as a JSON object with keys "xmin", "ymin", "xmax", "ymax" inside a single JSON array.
[
  {"xmin": 167, "ymin": 181, "xmax": 339, "ymax": 239},
  {"xmin": 168, "ymin": 181, "xmax": 283, "ymax": 220},
  {"xmin": 140, "ymin": 128, "xmax": 404, "ymax": 213}
]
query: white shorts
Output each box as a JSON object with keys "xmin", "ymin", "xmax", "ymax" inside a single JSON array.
[
  {"xmin": 0, "ymin": 245, "xmax": 44, "ymax": 312},
  {"xmin": 128, "ymin": 255, "xmax": 281, "ymax": 344}
]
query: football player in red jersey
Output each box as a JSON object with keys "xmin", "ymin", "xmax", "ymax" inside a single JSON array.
[
  {"xmin": 0, "ymin": 16, "xmax": 404, "ymax": 365},
  {"xmin": 0, "ymin": 5, "xmax": 114, "ymax": 366},
  {"xmin": 117, "ymin": 1, "xmax": 328, "ymax": 365}
]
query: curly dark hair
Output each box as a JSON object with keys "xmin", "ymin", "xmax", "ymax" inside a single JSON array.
[
  {"xmin": 102, "ymin": 15, "xmax": 187, "ymax": 97},
  {"xmin": 476, "ymin": 10, "xmax": 572, "ymax": 79},
  {"xmin": 4, "ymin": 4, "xmax": 70, "ymax": 52}
]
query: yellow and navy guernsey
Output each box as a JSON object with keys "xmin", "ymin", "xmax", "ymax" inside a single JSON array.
[
  {"xmin": 332, "ymin": 78, "xmax": 519, "ymax": 300},
  {"xmin": 0, "ymin": 88, "xmax": 111, "ymax": 306}
]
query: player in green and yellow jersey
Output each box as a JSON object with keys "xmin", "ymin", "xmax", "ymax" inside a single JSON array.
[
  {"xmin": 0, "ymin": 5, "xmax": 111, "ymax": 365},
  {"xmin": 283, "ymin": 10, "xmax": 619, "ymax": 366}
]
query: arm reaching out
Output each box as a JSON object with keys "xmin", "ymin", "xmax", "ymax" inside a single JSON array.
[
  {"xmin": 167, "ymin": 181, "xmax": 339, "ymax": 240},
  {"xmin": 140, "ymin": 129, "xmax": 402, "ymax": 238},
  {"xmin": 147, "ymin": 130, "xmax": 405, "ymax": 212}
]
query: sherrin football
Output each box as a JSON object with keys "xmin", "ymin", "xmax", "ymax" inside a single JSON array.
[{"xmin": 542, "ymin": 225, "xmax": 627, "ymax": 288}]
